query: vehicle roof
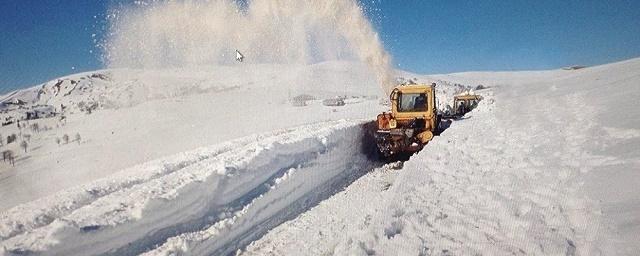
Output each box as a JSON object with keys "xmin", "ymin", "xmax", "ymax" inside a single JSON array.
[
  {"xmin": 454, "ymin": 94, "xmax": 482, "ymax": 100},
  {"xmin": 393, "ymin": 84, "xmax": 435, "ymax": 93}
]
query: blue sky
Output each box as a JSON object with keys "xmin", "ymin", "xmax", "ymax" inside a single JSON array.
[
  {"xmin": 369, "ymin": 0, "xmax": 640, "ymax": 74},
  {"xmin": 1, "ymin": 0, "xmax": 640, "ymax": 93},
  {"xmin": 0, "ymin": 1, "xmax": 109, "ymax": 93}
]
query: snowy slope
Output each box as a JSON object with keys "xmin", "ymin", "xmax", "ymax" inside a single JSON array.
[
  {"xmin": 1, "ymin": 58, "xmax": 639, "ymax": 255},
  {"xmin": 239, "ymin": 58, "xmax": 640, "ymax": 255},
  {"xmin": 0, "ymin": 61, "xmax": 386, "ymax": 211}
]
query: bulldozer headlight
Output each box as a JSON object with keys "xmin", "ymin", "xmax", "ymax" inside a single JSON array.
[{"xmin": 389, "ymin": 119, "xmax": 397, "ymax": 129}]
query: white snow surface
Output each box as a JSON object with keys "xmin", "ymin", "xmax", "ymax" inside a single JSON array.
[
  {"xmin": 0, "ymin": 61, "xmax": 385, "ymax": 211},
  {"xmin": 240, "ymin": 58, "xmax": 640, "ymax": 255},
  {"xmin": 1, "ymin": 119, "xmax": 377, "ymax": 255},
  {"xmin": 1, "ymin": 58, "xmax": 640, "ymax": 255}
]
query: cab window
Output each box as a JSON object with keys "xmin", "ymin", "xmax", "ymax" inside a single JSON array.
[{"xmin": 398, "ymin": 93, "xmax": 427, "ymax": 112}]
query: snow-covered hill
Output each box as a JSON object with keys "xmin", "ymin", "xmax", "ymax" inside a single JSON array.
[
  {"xmin": 1, "ymin": 58, "xmax": 639, "ymax": 255},
  {"xmin": 0, "ymin": 61, "xmax": 396, "ymax": 211},
  {"xmin": 241, "ymin": 58, "xmax": 640, "ymax": 255}
]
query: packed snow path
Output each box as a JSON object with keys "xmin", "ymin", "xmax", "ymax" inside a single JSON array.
[{"xmin": 0, "ymin": 120, "xmax": 381, "ymax": 255}]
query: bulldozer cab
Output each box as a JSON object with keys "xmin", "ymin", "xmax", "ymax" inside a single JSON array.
[
  {"xmin": 390, "ymin": 84, "xmax": 437, "ymax": 125},
  {"xmin": 453, "ymin": 94, "xmax": 482, "ymax": 115}
]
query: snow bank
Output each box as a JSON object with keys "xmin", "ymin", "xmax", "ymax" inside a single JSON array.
[{"xmin": 0, "ymin": 120, "xmax": 378, "ymax": 255}]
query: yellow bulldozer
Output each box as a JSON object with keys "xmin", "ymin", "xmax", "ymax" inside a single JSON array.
[
  {"xmin": 374, "ymin": 83, "xmax": 441, "ymax": 158},
  {"xmin": 452, "ymin": 94, "xmax": 482, "ymax": 117}
]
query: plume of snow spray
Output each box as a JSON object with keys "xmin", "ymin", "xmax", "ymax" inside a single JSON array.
[{"xmin": 101, "ymin": 0, "xmax": 395, "ymax": 95}]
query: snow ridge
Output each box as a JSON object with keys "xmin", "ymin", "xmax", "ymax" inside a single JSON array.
[{"xmin": 0, "ymin": 120, "xmax": 377, "ymax": 255}]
